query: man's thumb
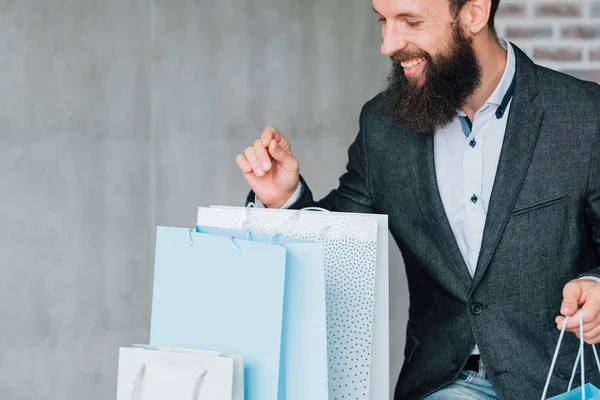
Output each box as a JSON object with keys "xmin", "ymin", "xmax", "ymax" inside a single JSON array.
[
  {"xmin": 561, "ymin": 282, "xmax": 581, "ymax": 316},
  {"xmin": 269, "ymin": 139, "xmax": 296, "ymax": 170}
]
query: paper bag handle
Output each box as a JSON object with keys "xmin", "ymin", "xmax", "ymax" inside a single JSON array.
[
  {"xmin": 243, "ymin": 202, "xmax": 331, "ymax": 242},
  {"xmin": 130, "ymin": 364, "xmax": 146, "ymax": 400},
  {"xmin": 188, "ymin": 229, "xmax": 241, "ymax": 253},
  {"xmin": 130, "ymin": 364, "xmax": 208, "ymax": 400},
  {"xmin": 541, "ymin": 309, "xmax": 600, "ymax": 400},
  {"xmin": 190, "ymin": 370, "xmax": 208, "ymax": 400}
]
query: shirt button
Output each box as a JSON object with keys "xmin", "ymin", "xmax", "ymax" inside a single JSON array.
[
  {"xmin": 469, "ymin": 139, "xmax": 476, "ymax": 148},
  {"xmin": 450, "ymin": 359, "xmax": 459, "ymax": 372},
  {"xmin": 471, "ymin": 303, "xmax": 483, "ymax": 315},
  {"xmin": 471, "ymin": 194, "xmax": 478, "ymax": 204}
]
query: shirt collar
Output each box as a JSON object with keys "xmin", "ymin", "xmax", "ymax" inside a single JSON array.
[
  {"xmin": 486, "ymin": 38, "xmax": 516, "ymax": 107},
  {"xmin": 457, "ymin": 37, "xmax": 516, "ymax": 117}
]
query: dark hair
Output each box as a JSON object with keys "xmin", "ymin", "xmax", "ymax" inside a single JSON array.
[{"xmin": 450, "ymin": 0, "xmax": 500, "ymax": 31}]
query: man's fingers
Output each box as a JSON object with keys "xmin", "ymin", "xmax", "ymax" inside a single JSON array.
[
  {"xmin": 560, "ymin": 320, "xmax": 598, "ymax": 333},
  {"xmin": 261, "ymin": 126, "xmax": 283, "ymax": 147},
  {"xmin": 583, "ymin": 323, "xmax": 600, "ymax": 341},
  {"xmin": 268, "ymin": 138, "xmax": 297, "ymax": 172},
  {"xmin": 560, "ymin": 281, "xmax": 590, "ymax": 326},
  {"xmin": 561, "ymin": 312, "xmax": 600, "ymax": 344},
  {"xmin": 253, "ymin": 139, "xmax": 272, "ymax": 174},
  {"xmin": 261, "ymin": 126, "xmax": 292, "ymax": 154},
  {"xmin": 241, "ymin": 127, "xmax": 295, "ymax": 179},
  {"xmin": 557, "ymin": 304, "xmax": 600, "ymax": 334},
  {"xmin": 236, "ymin": 154, "xmax": 253, "ymax": 174},
  {"xmin": 569, "ymin": 329, "xmax": 600, "ymax": 344},
  {"xmin": 565, "ymin": 304, "xmax": 599, "ymax": 330},
  {"xmin": 244, "ymin": 145, "xmax": 264, "ymax": 177},
  {"xmin": 556, "ymin": 281, "xmax": 600, "ymax": 343},
  {"xmin": 586, "ymin": 333, "xmax": 600, "ymax": 344},
  {"xmin": 268, "ymin": 139, "xmax": 283, "ymax": 160},
  {"xmin": 561, "ymin": 282, "xmax": 582, "ymax": 317}
]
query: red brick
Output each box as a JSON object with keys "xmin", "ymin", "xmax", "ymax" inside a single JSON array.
[
  {"xmin": 591, "ymin": 48, "xmax": 600, "ymax": 62},
  {"xmin": 496, "ymin": 4, "xmax": 526, "ymax": 17},
  {"xmin": 533, "ymin": 48, "xmax": 583, "ymax": 62},
  {"xmin": 505, "ymin": 26, "xmax": 553, "ymax": 39},
  {"xmin": 561, "ymin": 25, "xmax": 600, "ymax": 39},
  {"xmin": 559, "ymin": 69, "xmax": 600, "ymax": 83},
  {"xmin": 535, "ymin": 3, "xmax": 581, "ymax": 17}
]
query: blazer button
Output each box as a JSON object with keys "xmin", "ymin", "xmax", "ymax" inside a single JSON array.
[
  {"xmin": 450, "ymin": 359, "xmax": 459, "ymax": 372},
  {"xmin": 471, "ymin": 303, "xmax": 483, "ymax": 315}
]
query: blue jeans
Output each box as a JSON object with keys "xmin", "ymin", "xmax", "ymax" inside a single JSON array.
[{"xmin": 424, "ymin": 364, "xmax": 499, "ymax": 400}]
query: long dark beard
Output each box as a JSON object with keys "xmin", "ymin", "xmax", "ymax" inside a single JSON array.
[{"xmin": 380, "ymin": 22, "xmax": 482, "ymax": 133}]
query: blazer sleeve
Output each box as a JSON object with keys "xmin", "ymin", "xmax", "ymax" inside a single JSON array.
[
  {"xmin": 580, "ymin": 120, "xmax": 600, "ymax": 278},
  {"xmin": 245, "ymin": 103, "xmax": 377, "ymax": 214}
]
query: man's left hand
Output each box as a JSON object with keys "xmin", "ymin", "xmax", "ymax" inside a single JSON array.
[{"xmin": 556, "ymin": 279, "xmax": 600, "ymax": 344}]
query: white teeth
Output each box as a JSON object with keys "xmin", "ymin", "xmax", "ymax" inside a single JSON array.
[{"xmin": 401, "ymin": 58, "xmax": 425, "ymax": 68}]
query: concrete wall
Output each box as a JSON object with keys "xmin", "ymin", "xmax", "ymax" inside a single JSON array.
[
  {"xmin": 0, "ymin": 0, "xmax": 153, "ymax": 398},
  {"xmin": 0, "ymin": 0, "xmax": 597, "ymax": 399}
]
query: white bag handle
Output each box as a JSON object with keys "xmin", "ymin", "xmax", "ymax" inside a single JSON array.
[
  {"xmin": 243, "ymin": 202, "xmax": 331, "ymax": 242},
  {"xmin": 541, "ymin": 309, "xmax": 600, "ymax": 399},
  {"xmin": 567, "ymin": 339, "xmax": 600, "ymax": 392},
  {"xmin": 129, "ymin": 363, "xmax": 208, "ymax": 400},
  {"xmin": 129, "ymin": 364, "xmax": 146, "ymax": 400}
]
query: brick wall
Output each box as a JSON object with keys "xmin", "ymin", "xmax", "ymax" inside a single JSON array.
[{"xmin": 495, "ymin": 0, "xmax": 600, "ymax": 83}]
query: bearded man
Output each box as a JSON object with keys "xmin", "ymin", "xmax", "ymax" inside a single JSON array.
[{"xmin": 235, "ymin": 0, "xmax": 600, "ymax": 398}]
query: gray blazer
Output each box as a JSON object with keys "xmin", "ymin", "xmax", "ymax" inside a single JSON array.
[{"xmin": 247, "ymin": 44, "xmax": 600, "ymax": 399}]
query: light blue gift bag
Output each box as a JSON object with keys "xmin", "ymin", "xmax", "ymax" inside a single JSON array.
[
  {"xmin": 195, "ymin": 225, "xmax": 328, "ymax": 400},
  {"xmin": 543, "ymin": 309, "xmax": 600, "ymax": 400},
  {"xmin": 149, "ymin": 226, "xmax": 287, "ymax": 400}
]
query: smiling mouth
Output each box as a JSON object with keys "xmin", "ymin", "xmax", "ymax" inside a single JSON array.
[{"xmin": 400, "ymin": 57, "xmax": 426, "ymax": 68}]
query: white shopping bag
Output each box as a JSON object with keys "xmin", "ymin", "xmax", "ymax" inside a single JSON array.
[
  {"xmin": 197, "ymin": 206, "xmax": 389, "ymax": 400},
  {"xmin": 116, "ymin": 345, "xmax": 243, "ymax": 400}
]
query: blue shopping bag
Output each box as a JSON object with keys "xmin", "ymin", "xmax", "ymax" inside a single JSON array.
[
  {"xmin": 195, "ymin": 225, "xmax": 328, "ymax": 400},
  {"xmin": 149, "ymin": 226, "xmax": 287, "ymax": 400},
  {"xmin": 548, "ymin": 384, "xmax": 600, "ymax": 400},
  {"xmin": 543, "ymin": 309, "xmax": 600, "ymax": 400}
]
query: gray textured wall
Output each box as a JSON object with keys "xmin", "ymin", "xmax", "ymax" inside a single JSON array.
[{"xmin": 0, "ymin": 0, "xmax": 406, "ymax": 399}]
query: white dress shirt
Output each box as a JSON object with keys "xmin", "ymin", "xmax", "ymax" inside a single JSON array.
[{"xmin": 434, "ymin": 38, "xmax": 515, "ymax": 281}]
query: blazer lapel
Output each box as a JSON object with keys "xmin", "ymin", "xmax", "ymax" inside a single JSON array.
[
  {"xmin": 409, "ymin": 132, "xmax": 473, "ymax": 290},
  {"xmin": 471, "ymin": 45, "xmax": 545, "ymax": 289}
]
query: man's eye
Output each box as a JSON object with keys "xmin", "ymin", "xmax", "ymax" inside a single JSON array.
[
  {"xmin": 378, "ymin": 17, "xmax": 386, "ymax": 23},
  {"xmin": 406, "ymin": 21, "xmax": 422, "ymax": 27}
]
